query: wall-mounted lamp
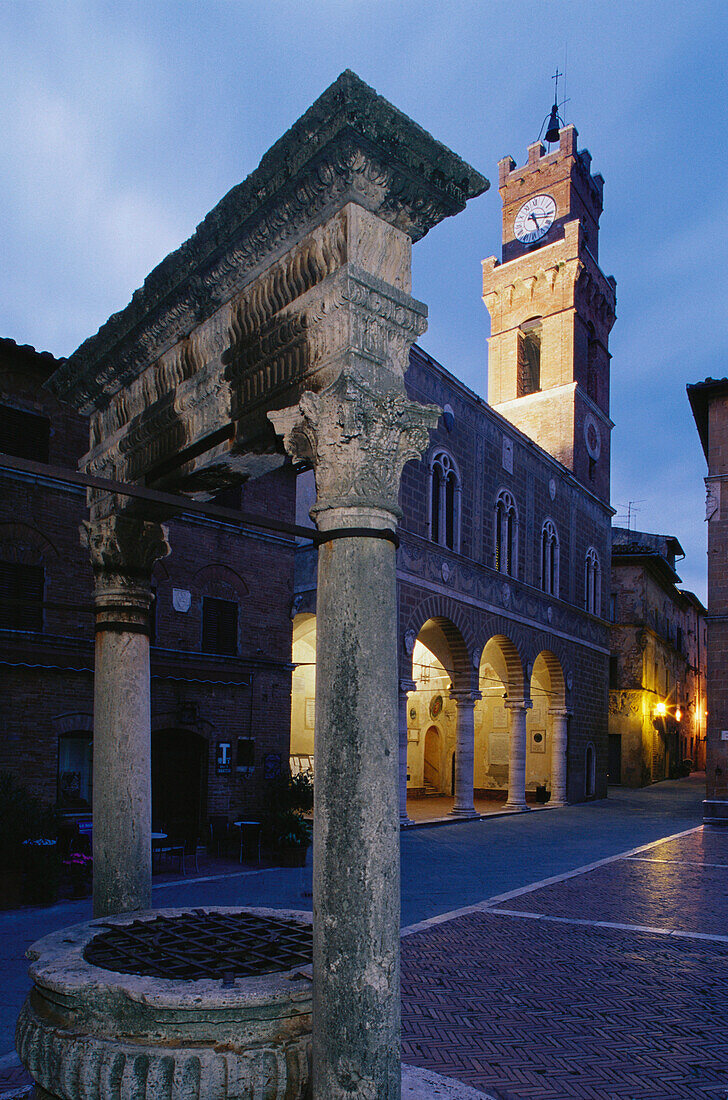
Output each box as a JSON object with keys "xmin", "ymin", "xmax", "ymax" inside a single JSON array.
[
  {"xmin": 654, "ymin": 701, "xmax": 667, "ymax": 718},
  {"xmin": 675, "ymin": 708, "xmax": 682, "ymax": 722}
]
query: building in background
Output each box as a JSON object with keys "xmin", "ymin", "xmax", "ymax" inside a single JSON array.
[
  {"xmin": 3, "ymin": 124, "xmax": 622, "ymax": 825},
  {"xmin": 293, "ymin": 126, "xmax": 617, "ymax": 814},
  {"xmin": 688, "ymin": 378, "xmax": 728, "ymax": 823},
  {"xmin": 608, "ymin": 527, "xmax": 706, "ymax": 787},
  {"xmin": 0, "ymin": 337, "xmax": 296, "ymax": 843}
]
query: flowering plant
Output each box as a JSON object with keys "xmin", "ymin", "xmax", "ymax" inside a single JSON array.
[{"xmin": 64, "ymin": 852, "xmax": 93, "ymax": 867}]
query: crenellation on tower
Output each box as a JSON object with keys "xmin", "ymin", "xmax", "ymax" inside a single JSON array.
[{"xmin": 483, "ymin": 120, "xmax": 616, "ymax": 505}]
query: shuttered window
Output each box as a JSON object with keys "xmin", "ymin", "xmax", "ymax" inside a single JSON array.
[
  {"xmin": 0, "ymin": 562, "xmax": 44, "ymax": 631},
  {"xmin": 201, "ymin": 596, "xmax": 238, "ymax": 655},
  {"xmin": 0, "ymin": 405, "xmax": 50, "ymax": 462}
]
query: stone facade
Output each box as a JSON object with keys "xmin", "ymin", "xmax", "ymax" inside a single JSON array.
[
  {"xmin": 688, "ymin": 378, "xmax": 728, "ymax": 822},
  {"xmin": 609, "ymin": 528, "xmax": 707, "ymax": 788}
]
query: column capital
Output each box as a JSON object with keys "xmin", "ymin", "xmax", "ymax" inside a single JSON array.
[
  {"xmin": 399, "ymin": 678, "xmax": 417, "ymax": 695},
  {"xmin": 82, "ymin": 515, "xmax": 170, "ymax": 634},
  {"xmin": 449, "ymin": 688, "xmax": 482, "ymax": 707},
  {"xmin": 549, "ymin": 706, "xmax": 570, "ymax": 718},
  {"xmin": 269, "ymin": 372, "xmax": 440, "ymax": 520},
  {"xmin": 505, "ymin": 697, "xmax": 533, "ymax": 711}
]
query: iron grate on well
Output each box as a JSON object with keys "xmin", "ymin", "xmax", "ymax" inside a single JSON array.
[{"xmin": 84, "ymin": 910, "xmax": 312, "ymax": 982}]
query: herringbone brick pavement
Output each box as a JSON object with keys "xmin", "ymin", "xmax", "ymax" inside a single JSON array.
[
  {"xmin": 401, "ymin": 828, "xmax": 728, "ymax": 1099},
  {"xmin": 402, "ymin": 911, "xmax": 728, "ymax": 1099}
]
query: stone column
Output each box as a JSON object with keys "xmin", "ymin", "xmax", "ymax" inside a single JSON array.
[
  {"xmin": 504, "ymin": 699, "xmax": 532, "ymax": 811},
  {"xmin": 82, "ymin": 515, "xmax": 170, "ymax": 917},
  {"xmin": 399, "ymin": 678, "xmax": 416, "ymax": 826},
  {"xmin": 449, "ymin": 689, "xmax": 481, "ymax": 818},
  {"xmin": 550, "ymin": 706, "xmax": 569, "ymax": 806},
  {"xmin": 271, "ymin": 375, "xmax": 439, "ymax": 1100}
]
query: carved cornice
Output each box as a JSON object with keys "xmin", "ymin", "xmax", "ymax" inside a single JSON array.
[
  {"xmin": 269, "ymin": 373, "xmax": 440, "ymax": 516},
  {"xmin": 397, "ymin": 532, "xmax": 610, "ymax": 651},
  {"xmin": 48, "ymin": 71, "xmax": 487, "ymax": 414}
]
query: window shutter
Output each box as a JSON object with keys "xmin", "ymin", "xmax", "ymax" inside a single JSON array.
[
  {"xmin": 0, "ymin": 562, "xmax": 44, "ymax": 631},
  {"xmin": 201, "ymin": 596, "xmax": 238, "ymax": 655},
  {"xmin": 0, "ymin": 405, "xmax": 50, "ymax": 462}
]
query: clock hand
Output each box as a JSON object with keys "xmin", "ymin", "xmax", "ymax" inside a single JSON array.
[{"xmin": 529, "ymin": 212, "xmax": 541, "ymax": 226}]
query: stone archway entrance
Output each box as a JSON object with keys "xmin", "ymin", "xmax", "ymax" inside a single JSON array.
[{"xmin": 530, "ymin": 651, "xmax": 568, "ymax": 805}]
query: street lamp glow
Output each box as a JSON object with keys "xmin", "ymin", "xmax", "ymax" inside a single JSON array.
[
  {"xmin": 675, "ymin": 708, "xmax": 682, "ymax": 722},
  {"xmin": 654, "ymin": 701, "xmax": 667, "ymax": 717}
]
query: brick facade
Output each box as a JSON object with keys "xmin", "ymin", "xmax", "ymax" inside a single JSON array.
[{"xmin": 0, "ymin": 338, "xmax": 296, "ymax": 834}]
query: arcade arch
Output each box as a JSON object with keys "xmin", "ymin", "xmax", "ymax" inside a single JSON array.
[
  {"xmin": 529, "ymin": 650, "xmax": 568, "ymax": 804},
  {"xmin": 406, "ymin": 623, "xmax": 455, "ymax": 802},
  {"xmin": 474, "ymin": 635, "xmax": 525, "ymax": 802}
]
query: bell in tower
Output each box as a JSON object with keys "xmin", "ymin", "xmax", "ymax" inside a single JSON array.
[{"xmin": 481, "ymin": 121, "xmax": 617, "ymax": 504}]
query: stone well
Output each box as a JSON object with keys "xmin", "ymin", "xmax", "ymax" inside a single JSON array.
[{"xmin": 16, "ymin": 907, "xmax": 313, "ymax": 1100}]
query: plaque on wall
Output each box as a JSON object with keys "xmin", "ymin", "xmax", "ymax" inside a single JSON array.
[
  {"xmin": 429, "ymin": 695, "xmax": 443, "ymax": 718},
  {"xmin": 492, "ymin": 707, "xmax": 507, "ymax": 729},
  {"xmin": 408, "ymin": 727, "xmax": 420, "ymax": 743},
  {"xmin": 305, "ymin": 698, "xmax": 315, "ymax": 728},
  {"xmin": 489, "ymin": 734, "xmax": 508, "ymax": 765},
  {"xmin": 531, "ymin": 729, "xmax": 546, "ymax": 754},
  {"xmin": 216, "ymin": 742, "xmax": 232, "ymax": 775}
]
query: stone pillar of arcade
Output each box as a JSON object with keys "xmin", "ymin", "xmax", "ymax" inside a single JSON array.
[
  {"xmin": 504, "ymin": 698, "xmax": 532, "ymax": 810},
  {"xmin": 399, "ymin": 677, "xmax": 417, "ymax": 826},
  {"xmin": 549, "ymin": 706, "xmax": 570, "ymax": 806},
  {"xmin": 449, "ymin": 688, "xmax": 481, "ymax": 818}
]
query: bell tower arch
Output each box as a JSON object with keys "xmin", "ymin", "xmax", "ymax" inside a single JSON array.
[{"xmin": 482, "ymin": 124, "xmax": 616, "ymax": 503}]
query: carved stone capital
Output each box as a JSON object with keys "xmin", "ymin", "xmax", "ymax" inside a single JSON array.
[
  {"xmin": 449, "ymin": 688, "xmax": 482, "ymax": 708},
  {"xmin": 504, "ymin": 698, "xmax": 533, "ymax": 711},
  {"xmin": 269, "ymin": 373, "xmax": 440, "ymax": 518},
  {"xmin": 81, "ymin": 515, "xmax": 170, "ymax": 633}
]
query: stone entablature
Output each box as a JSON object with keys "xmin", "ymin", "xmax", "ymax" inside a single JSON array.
[{"xmin": 47, "ymin": 72, "xmax": 487, "ymax": 517}]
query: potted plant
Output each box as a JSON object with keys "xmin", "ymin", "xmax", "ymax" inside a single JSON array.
[
  {"xmin": 0, "ymin": 772, "xmax": 59, "ymax": 908},
  {"xmin": 260, "ymin": 771, "xmax": 313, "ymax": 867},
  {"xmin": 64, "ymin": 850, "xmax": 93, "ymax": 897}
]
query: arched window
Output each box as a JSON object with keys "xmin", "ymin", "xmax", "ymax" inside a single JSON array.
[
  {"xmin": 585, "ymin": 547, "xmax": 601, "ymax": 615},
  {"xmin": 517, "ymin": 318, "xmax": 541, "ymax": 397},
  {"xmin": 541, "ymin": 519, "xmax": 559, "ymax": 596},
  {"xmin": 429, "ymin": 451, "xmax": 461, "ymax": 552},
  {"xmin": 494, "ymin": 490, "xmax": 518, "ymax": 576}
]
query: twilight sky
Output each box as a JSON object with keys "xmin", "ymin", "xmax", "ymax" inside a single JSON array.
[{"xmin": 1, "ymin": 0, "xmax": 725, "ymax": 600}]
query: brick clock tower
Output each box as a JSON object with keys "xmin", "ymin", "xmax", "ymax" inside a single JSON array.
[{"xmin": 482, "ymin": 125, "xmax": 616, "ymax": 502}]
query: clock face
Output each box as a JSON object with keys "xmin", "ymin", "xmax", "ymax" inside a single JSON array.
[{"xmin": 513, "ymin": 194, "xmax": 557, "ymax": 244}]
